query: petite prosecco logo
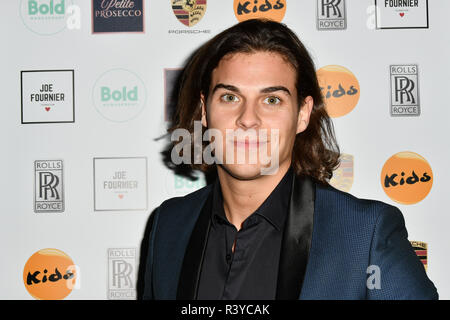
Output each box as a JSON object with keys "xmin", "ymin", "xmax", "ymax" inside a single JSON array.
[{"xmin": 92, "ymin": 0, "xmax": 144, "ymax": 33}]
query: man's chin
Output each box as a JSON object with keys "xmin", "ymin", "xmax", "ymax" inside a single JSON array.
[{"xmin": 219, "ymin": 163, "xmax": 269, "ymax": 181}]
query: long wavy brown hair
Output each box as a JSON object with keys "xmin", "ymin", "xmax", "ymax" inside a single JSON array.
[{"xmin": 168, "ymin": 19, "xmax": 340, "ymax": 184}]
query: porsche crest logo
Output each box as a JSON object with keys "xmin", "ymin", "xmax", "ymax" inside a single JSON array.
[
  {"xmin": 410, "ymin": 241, "xmax": 428, "ymax": 271},
  {"xmin": 171, "ymin": 0, "xmax": 207, "ymax": 27},
  {"xmin": 329, "ymin": 153, "xmax": 354, "ymax": 192}
]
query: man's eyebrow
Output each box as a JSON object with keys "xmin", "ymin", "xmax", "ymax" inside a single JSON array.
[
  {"xmin": 211, "ymin": 84, "xmax": 291, "ymax": 96},
  {"xmin": 260, "ymin": 86, "xmax": 291, "ymax": 96},
  {"xmin": 211, "ymin": 83, "xmax": 240, "ymax": 95}
]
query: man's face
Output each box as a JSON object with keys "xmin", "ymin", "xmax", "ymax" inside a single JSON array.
[{"xmin": 201, "ymin": 51, "xmax": 312, "ymax": 179}]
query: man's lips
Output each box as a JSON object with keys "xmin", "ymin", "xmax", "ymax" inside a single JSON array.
[{"xmin": 230, "ymin": 139, "xmax": 268, "ymax": 148}]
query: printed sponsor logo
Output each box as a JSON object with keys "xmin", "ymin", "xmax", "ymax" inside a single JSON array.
[
  {"xmin": 234, "ymin": 0, "xmax": 286, "ymax": 22},
  {"xmin": 390, "ymin": 64, "xmax": 420, "ymax": 116},
  {"xmin": 34, "ymin": 160, "xmax": 64, "ymax": 213},
  {"xmin": 93, "ymin": 157, "xmax": 148, "ymax": 211},
  {"xmin": 317, "ymin": 0, "xmax": 347, "ymax": 30},
  {"xmin": 92, "ymin": 68, "xmax": 146, "ymax": 122},
  {"xmin": 21, "ymin": 70, "xmax": 75, "ymax": 124},
  {"xmin": 410, "ymin": 241, "xmax": 428, "ymax": 271},
  {"xmin": 23, "ymin": 248, "xmax": 78, "ymax": 300},
  {"xmin": 92, "ymin": 0, "xmax": 144, "ymax": 33},
  {"xmin": 329, "ymin": 153, "xmax": 353, "ymax": 192},
  {"xmin": 171, "ymin": 0, "xmax": 207, "ymax": 27},
  {"xmin": 375, "ymin": 0, "xmax": 428, "ymax": 29},
  {"xmin": 316, "ymin": 65, "xmax": 360, "ymax": 118},
  {"xmin": 108, "ymin": 248, "xmax": 136, "ymax": 300},
  {"xmin": 165, "ymin": 170, "xmax": 207, "ymax": 197},
  {"xmin": 20, "ymin": 0, "xmax": 80, "ymax": 35},
  {"xmin": 381, "ymin": 151, "xmax": 432, "ymax": 205}
]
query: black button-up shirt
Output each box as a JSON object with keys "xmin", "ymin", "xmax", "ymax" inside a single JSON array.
[{"xmin": 197, "ymin": 167, "xmax": 293, "ymax": 300}]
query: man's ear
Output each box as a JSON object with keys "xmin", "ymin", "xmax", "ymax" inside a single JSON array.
[
  {"xmin": 200, "ymin": 93, "xmax": 207, "ymax": 127},
  {"xmin": 296, "ymin": 96, "xmax": 314, "ymax": 134}
]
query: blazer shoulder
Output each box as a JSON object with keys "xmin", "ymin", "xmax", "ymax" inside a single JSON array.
[
  {"xmin": 158, "ymin": 183, "xmax": 213, "ymax": 215},
  {"xmin": 315, "ymin": 181, "xmax": 397, "ymax": 221}
]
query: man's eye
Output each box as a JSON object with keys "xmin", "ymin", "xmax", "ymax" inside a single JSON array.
[
  {"xmin": 263, "ymin": 96, "xmax": 281, "ymax": 105},
  {"xmin": 221, "ymin": 94, "xmax": 239, "ymax": 103}
]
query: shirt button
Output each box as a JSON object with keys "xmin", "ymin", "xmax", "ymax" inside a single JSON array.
[{"xmin": 226, "ymin": 254, "xmax": 231, "ymax": 262}]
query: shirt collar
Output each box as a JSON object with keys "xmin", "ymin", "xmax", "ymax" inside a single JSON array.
[{"xmin": 211, "ymin": 166, "xmax": 294, "ymax": 231}]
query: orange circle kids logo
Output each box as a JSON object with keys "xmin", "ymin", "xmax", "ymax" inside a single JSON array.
[
  {"xmin": 234, "ymin": 0, "xmax": 286, "ymax": 22},
  {"xmin": 23, "ymin": 248, "xmax": 77, "ymax": 300},
  {"xmin": 316, "ymin": 65, "xmax": 360, "ymax": 118},
  {"xmin": 381, "ymin": 151, "xmax": 433, "ymax": 205}
]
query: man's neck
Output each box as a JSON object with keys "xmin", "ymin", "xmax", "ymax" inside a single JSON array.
[{"xmin": 216, "ymin": 161, "xmax": 291, "ymax": 231}]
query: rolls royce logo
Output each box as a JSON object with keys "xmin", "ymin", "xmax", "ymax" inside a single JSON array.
[
  {"xmin": 108, "ymin": 248, "xmax": 136, "ymax": 299},
  {"xmin": 317, "ymin": 0, "xmax": 346, "ymax": 30},
  {"xmin": 92, "ymin": 0, "xmax": 144, "ymax": 33},
  {"xmin": 34, "ymin": 160, "xmax": 64, "ymax": 213},
  {"xmin": 390, "ymin": 64, "xmax": 420, "ymax": 116}
]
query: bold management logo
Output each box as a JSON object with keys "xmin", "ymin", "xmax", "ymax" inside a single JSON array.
[
  {"xmin": 108, "ymin": 248, "xmax": 137, "ymax": 300},
  {"xmin": 165, "ymin": 170, "xmax": 207, "ymax": 197},
  {"xmin": 23, "ymin": 248, "xmax": 77, "ymax": 300},
  {"xmin": 316, "ymin": 65, "xmax": 360, "ymax": 118},
  {"xmin": 92, "ymin": 68, "xmax": 146, "ymax": 122},
  {"xmin": 390, "ymin": 64, "xmax": 420, "ymax": 116},
  {"xmin": 21, "ymin": 70, "xmax": 75, "ymax": 124},
  {"xmin": 34, "ymin": 160, "xmax": 64, "ymax": 213},
  {"xmin": 234, "ymin": 0, "xmax": 286, "ymax": 22},
  {"xmin": 317, "ymin": 0, "xmax": 347, "ymax": 30},
  {"xmin": 20, "ymin": 0, "xmax": 75, "ymax": 35},
  {"xmin": 381, "ymin": 151, "xmax": 433, "ymax": 205},
  {"xmin": 375, "ymin": 0, "xmax": 429, "ymax": 29},
  {"xmin": 93, "ymin": 157, "xmax": 148, "ymax": 211},
  {"xmin": 92, "ymin": 0, "xmax": 144, "ymax": 33}
]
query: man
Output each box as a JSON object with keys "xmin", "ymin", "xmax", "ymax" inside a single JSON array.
[{"xmin": 141, "ymin": 19, "xmax": 438, "ymax": 300}]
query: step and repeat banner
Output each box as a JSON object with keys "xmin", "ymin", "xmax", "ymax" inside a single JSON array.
[{"xmin": 1, "ymin": 0, "xmax": 449, "ymax": 300}]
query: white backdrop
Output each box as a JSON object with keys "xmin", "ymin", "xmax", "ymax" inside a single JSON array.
[{"xmin": 1, "ymin": 0, "xmax": 448, "ymax": 299}]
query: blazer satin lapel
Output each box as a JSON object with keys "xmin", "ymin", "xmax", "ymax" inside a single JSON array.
[
  {"xmin": 176, "ymin": 190, "xmax": 213, "ymax": 300},
  {"xmin": 276, "ymin": 174, "xmax": 316, "ymax": 300}
]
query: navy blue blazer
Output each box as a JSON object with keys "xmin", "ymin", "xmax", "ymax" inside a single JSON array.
[{"xmin": 142, "ymin": 173, "xmax": 438, "ymax": 300}]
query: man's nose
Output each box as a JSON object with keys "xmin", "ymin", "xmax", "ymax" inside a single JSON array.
[{"xmin": 235, "ymin": 100, "xmax": 261, "ymax": 129}]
